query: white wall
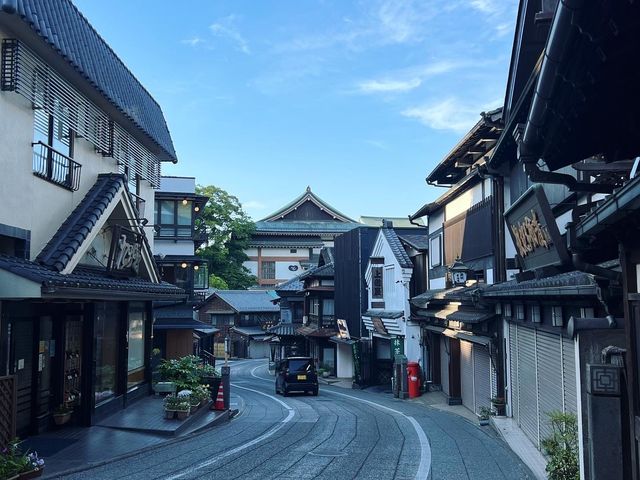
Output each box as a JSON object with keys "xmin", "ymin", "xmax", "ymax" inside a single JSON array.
[
  {"xmin": 244, "ymin": 260, "xmax": 258, "ymax": 276},
  {"xmin": 486, "ymin": 268, "xmax": 494, "ymax": 285},
  {"xmin": 429, "ymin": 277, "xmax": 446, "ymax": 290},
  {"xmin": 445, "ymin": 182, "xmax": 484, "ymax": 220},
  {"xmin": 336, "ymin": 343, "xmax": 353, "ymax": 378},
  {"xmin": 428, "ymin": 209, "xmax": 445, "ymax": 235},
  {"xmin": 159, "ymin": 176, "xmax": 195, "ymax": 193},
  {"xmin": 155, "ymin": 240, "xmax": 195, "ymax": 257},
  {"xmin": 275, "ymin": 261, "xmax": 303, "ymax": 279},
  {"xmin": 259, "ymin": 248, "xmax": 309, "ymax": 257}
]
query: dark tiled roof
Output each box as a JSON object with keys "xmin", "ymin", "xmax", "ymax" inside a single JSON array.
[
  {"xmin": 254, "ymin": 221, "xmax": 359, "ymax": 234},
  {"xmin": 398, "ymin": 234, "xmax": 429, "ymax": 251},
  {"xmin": 154, "ymin": 317, "xmax": 217, "ymax": 331},
  {"xmin": 153, "ymin": 304, "xmax": 196, "ymax": 321},
  {"xmin": 381, "ymin": 228, "xmax": 413, "ymax": 269},
  {"xmin": 482, "ymin": 271, "xmax": 598, "ymax": 297},
  {"xmin": 300, "ymin": 262, "xmax": 334, "ymax": 279},
  {"xmin": 247, "ymin": 236, "xmax": 324, "ymax": 248},
  {"xmin": 275, "ymin": 275, "xmax": 304, "ymax": 292},
  {"xmin": 268, "ymin": 323, "xmax": 300, "ymax": 336},
  {"xmin": 446, "ymin": 309, "xmax": 495, "ymax": 324},
  {"xmin": 11, "ymin": 0, "xmax": 176, "ymax": 160},
  {"xmin": 231, "ymin": 326, "xmax": 270, "ymax": 337},
  {"xmin": 296, "ymin": 325, "xmax": 336, "ymax": 337},
  {"xmin": 363, "ymin": 310, "xmax": 404, "ymax": 319},
  {"xmin": 37, "ymin": 174, "xmax": 124, "ymax": 271},
  {"xmin": 0, "ymin": 255, "xmax": 184, "ymax": 299},
  {"xmin": 259, "ymin": 187, "xmax": 356, "ymax": 223},
  {"xmin": 210, "ymin": 290, "xmax": 280, "ymax": 313}
]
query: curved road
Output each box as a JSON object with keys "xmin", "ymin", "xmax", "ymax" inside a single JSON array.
[{"xmin": 58, "ymin": 359, "xmax": 533, "ymax": 480}]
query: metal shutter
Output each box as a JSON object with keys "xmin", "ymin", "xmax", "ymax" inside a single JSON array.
[
  {"xmin": 536, "ymin": 331, "xmax": 564, "ymax": 442},
  {"xmin": 517, "ymin": 326, "xmax": 539, "ymax": 447},
  {"xmin": 460, "ymin": 340, "xmax": 474, "ymax": 411},
  {"xmin": 441, "ymin": 336, "xmax": 449, "ymax": 395},
  {"xmin": 562, "ymin": 336, "xmax": 577, "ymax": 414},
  {"xmin": 473, "ymin": 345, "xmax": 492, "ymax": 414},
  {"xmin": 509, "ymin": 323, "xmax": 519, "ymax": 423}
]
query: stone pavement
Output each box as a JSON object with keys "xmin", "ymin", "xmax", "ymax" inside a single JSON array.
[
  {"xmin": 320, "ymin": 376, "xmax": 547, "ymax": 479},
  {"xmin": 30, "ymin": 397, "xmax": 231, "ymax": 479}
]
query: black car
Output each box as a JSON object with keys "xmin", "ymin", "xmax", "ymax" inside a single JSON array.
[{"xmin": 275, "ymin": 356, "xmax": 319, "ymax": 396}]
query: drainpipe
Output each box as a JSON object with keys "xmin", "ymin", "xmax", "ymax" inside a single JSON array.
[
  {"xmin": 478, "ymin": 165, "xmax": 506, "ymax": 283},
  {"xmin": 1, "ymin": 0, "xmax": 16, "ymax": 14},
  {"xmin": 517, "ymin": 0, "xmax": 613, "ymax": 195}
]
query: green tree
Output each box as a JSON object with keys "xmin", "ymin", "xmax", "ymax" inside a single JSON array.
[{"xmin": 196, "ymin": 185, "xmax": 257, "ymax": 289}]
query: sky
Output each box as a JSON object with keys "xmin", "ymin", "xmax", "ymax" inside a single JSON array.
[{"xmin": 74, "ymin": 0, "xmax": 518, "ymax": 221}]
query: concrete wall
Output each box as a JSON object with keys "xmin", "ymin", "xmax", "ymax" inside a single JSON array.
[
  {"xmin": 159, "ymin": 177, "xmax": 195, "ymax": 193},
  {"xmin": 155, "ymin": 240, "xmax": 195, "ymax": 257},
  {"xmin": 445, "ymin": 181, "xmax": 485, "ymax": 220}
]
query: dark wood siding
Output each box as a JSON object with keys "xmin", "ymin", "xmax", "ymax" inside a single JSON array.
[
  {"xmin": 280, "ymin": 201, "xmax": 340, "ymax": 221},
  {"xmin": 444, "ymin": 196, "xmax": 494, "ymax": 265},
  {"xmin": 334, "ymin": 227, "xmax": 377, "ymax": 339}
]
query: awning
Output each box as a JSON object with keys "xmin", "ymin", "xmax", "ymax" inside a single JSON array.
[
  {"xmin": 363, "ymin": 309, "xmax": 404, "ymax": 319},
  {"xmin": 154, "ymin": 318, "xmax": 216, "ymax": 331},
  {"xmin": 413, "ymin": 305, "xmax": 458, "ymax": 321},
  {"xmin": 362, "ymin": 316, "xmax": 403, "ymax": 336},
  {"xmin": 296, "ymin": 325, "xmax": 337, "ymax": 337},
  {"xmin": 446, "ymin": 310, "xmax": 496, "ymax": 324},
  {"xmin": 329, "ymin": 336, "xmax": 357, "ymax": 346},
  {"xmin": 231, "ymin": 326, "xmax": 268, "ymax": 337},
  {"xmin": 423, "ymin": 325, "xmax": 491, "ymax": 347}
]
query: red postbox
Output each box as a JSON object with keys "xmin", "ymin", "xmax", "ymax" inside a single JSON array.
[{"xmin": 407, "ymin": 362, "xmax": 421, "ymax": 398}]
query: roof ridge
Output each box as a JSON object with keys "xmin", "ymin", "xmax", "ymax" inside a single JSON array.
[{"xmin": 258, "ymin": 188, "xmax": 356, "ymax": 223}]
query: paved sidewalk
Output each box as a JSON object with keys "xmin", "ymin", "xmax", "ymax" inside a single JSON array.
[{"xmin": 29, "ymin": 396, "xmax": 232, "ymax": 479}]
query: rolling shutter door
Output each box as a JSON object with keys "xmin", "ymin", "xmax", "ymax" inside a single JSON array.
[
  {"xmin": 562, "ymin": 336, "xmax": 577, "ymax": 414},
  {"xmin": 441, "ymin": 336, "xmax": 449, "ymax": 395},
  {"xmin": 536, "ymin": 331, "xmax": 564, "ymax": 442},
  {"xmin": 517, "ymin": 327, "xmax": 539, "ymax": 447},
  {"xmin": 509, "ymin": 323, "xmax": 519, "ymax": 423},
  {"xmin": 460, "ymin": 340, "xmax": 474, "ymax": 411},
  {"xmin": 473, "ymin": 345, "xmax": 492, "ymax": 414}
]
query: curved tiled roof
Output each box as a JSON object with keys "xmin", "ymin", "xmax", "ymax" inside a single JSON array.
[
  {"xmin": 381, "ymin": 228, "xmax": 413, "ymax": 269},
  {"xmin": 8, "ymin": 0, "xmax": 177, "ymax": 161},
  {"xmin": 210, "ymin": 290, "xmax": 280, "ymax": 313},
  {"xmin": 37, "ymin": 174, "xmax": 124, "ymax": 272},
  {"xmin": 253, "ymin": 221, "xmax": 359, "ymax": 235},
  {"xmin": 259, "ymin": 187, "xmax": 356, "ymax": 223}
]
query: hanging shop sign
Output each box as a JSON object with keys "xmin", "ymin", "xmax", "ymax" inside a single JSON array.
[
  {"xmin": 390, "ymin": 336, "xmax": 404, "ymax": 357},
  {"xmin": 337, "ymin": 319, "xmax": 350, "ymax": 339},
  {"xmin": 371, "ymin": 317, "xmax": 388, "ymax": 335},
  {"xmin": 504, "ymin": 185, "xmax": 569, "ymax": 271},
  {"xmin": 107, "ymin": 225, "xmax": 143, "ymax": 277}
]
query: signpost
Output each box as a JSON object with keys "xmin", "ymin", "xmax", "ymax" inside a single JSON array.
[{"xmin": 391, "ymin": 337, "xmax": 404, "ymax": 357}]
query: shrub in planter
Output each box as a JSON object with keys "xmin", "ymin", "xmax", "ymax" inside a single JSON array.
[
  {"xmin": 175, "ymin": 401, "xmax": 191, "ymax": 420},
  {"xmin": 491, "ymin": 397, "xmax": 506, "ymax": 416},
  {"xmin": 0, "ymin": 439, "xmax": 45, "ymax": 479},
  {"xmin": 477, "ymin": 406, "xmax": 492, "ymax": 426},
  {"xmin": 159, "ymin": 355, "xmax": 220, "ymax": 391},
  {"xmin": 52, "ymin": 404, "xmax": 72, "ymax": 426},
  {"xmin": 541, "ymin": 411, "xmax": 579, "ymax": 480}
]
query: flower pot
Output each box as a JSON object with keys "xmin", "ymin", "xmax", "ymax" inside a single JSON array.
[
  {"xmin": 492, "ymin": 404, "xmax": 506, "ymax": 416},
  {"xmin": 164, "ymin": 409, "xmax": 176, "ymax": 420},
  {"xmin": 479, "ymin": 418, "xmax": 490, "ymax": 426},
  {"xmin": 190, "ymin": 404, "xmax": 199, "ymax": 414},
  {"xmin": 19, "ymin": 468, "xmax": 43, "ymax": 479},
  {"xmin": 176, "ymin": 410, "xmax": 190, "ymax": 420},
  {"xmin": 53, "ymin": 412, "xmax": 71, "ymax": 425}
]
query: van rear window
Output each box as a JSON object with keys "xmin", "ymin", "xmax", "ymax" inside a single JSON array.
[{"xmin": 288, "ymin": 359, "xmax": 313, "ymax": 373}]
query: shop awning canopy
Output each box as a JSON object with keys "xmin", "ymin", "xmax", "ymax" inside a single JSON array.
[
  {"xmin": 423, "ymin": 325, "xmax": 491, "ymax": 347},
  {"xmin": 296, "ymin": 325, "xmax": 337, "ymax": 337},
  {"xmin": 0, "ymin": 255, "xmax": 185, "ymax": 301},
  {"xmin": 154, "ymin": 317, "xmax": 218, "ymax": 333},
  {"xmin": 363, "ymin": 310, "xmax": 404, "ymax": 319},
  {"xmin": 446, "ymin": 309, "xmax": 496, "ymax": 325},
  {"xmin": 329, "ymin": 336, "xmax": 357, "ymax": 345}
]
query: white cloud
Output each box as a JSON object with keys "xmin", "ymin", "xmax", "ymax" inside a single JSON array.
[
  {"xmin": 358, "ymin": 78, "xmax": 422, "ymax": 94},
  {"xmin": 469, "ymin": 0, "xmax": 499, "ymax": 14},
  {"xmin": 402, "ymin": 98, "xmax": 488, "ymax": 133},
  {"xmin": 181, "ymin": 37, "xmax": 204, "ymax": 47},
  {"xmin": 210, "ymin": 15, "xmax": 250, "ymax": 55}
]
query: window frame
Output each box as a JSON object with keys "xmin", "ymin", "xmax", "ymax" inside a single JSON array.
[
  {"xmin": 155, "ymin": 199, "xmax": 194, "ymax": 238},
  {"xmin": 430, "ymin": 234, "xmax": 442, "ymax": 268},
  {"xmin": 261, "ymin": 260, "xmax": 276, "ymax": 280},
  {"xmin": 371, "ymin": 266, "xmax": 384, "ymax": 299}
]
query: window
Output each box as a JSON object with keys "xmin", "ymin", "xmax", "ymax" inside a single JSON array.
[
  {"xmin": 504, "ymin": 303, "xmax": 512, "ymax": 318},
  {"xmin": 127, "ymin": 303, "xmax": 146, "ymax": 388},
  {"xmin": 309, "ymin": 298, "xmax": 320, "ymax": 316},
  {"xmin": 430, "ymin": 235, "xmax": 442, "ymax": 267},
  {"xmin": 516, "ymin": 304, "xmax": 525, "ymax": 320},
  {"xmin": 372, "ymin": 266, "xmax": 384, "ymax": 298},
  {"xmin": 531, "ymin": 305, "xmax": 541, "ymax": 323},
  {"xmin": 156, "ymin": 200, "xmax": 193, "ymax": 237},
  {"xmin": 261, "ymin": 261, "xmax": 276, "ymax": 279},
  {"xmin": 323, "ymin": 299, "xmax": 335, "ymax": 316},
  {"xmin": 193, "ymin": 263, "xmax": 209, "ymax": 290},
  {"xmin": 495, "ymin": 303, "xmax": 502, "ymax": 315},
  {"xmin": 552, "ymin": 306, "xmax": 563, "ymax": 327},
  {"xmin": 290, "ymin": 249, "xmax": 297, "ymax": 253},
  {"xmin": 580, "ymin": 307, "xmax": 595, "ymax": 318},
  {"xmin": 94, "ymin": 302, "xmax": 119, "ymax": 405}
]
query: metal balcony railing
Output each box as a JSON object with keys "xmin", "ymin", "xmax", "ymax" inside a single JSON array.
[{"xmin": 32, "ymin": 141, "xmax": 81, "ymax": 191}]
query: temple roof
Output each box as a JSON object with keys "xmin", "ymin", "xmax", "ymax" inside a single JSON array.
[{"xmin": 259, "ymin": 187, "xmax": 356, "ymax": 223}]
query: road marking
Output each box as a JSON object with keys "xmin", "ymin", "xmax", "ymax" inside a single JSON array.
[
  {"xmin": 163, "ymin": 384, "xmax": 294, "ymax": 480},
  {"xmin": 240, "ymin": 362, "xmax": 430, "ymax": 480},
  {"xmin": 324, "ymin": 390, "xmax": 432, "ymax": 480}
]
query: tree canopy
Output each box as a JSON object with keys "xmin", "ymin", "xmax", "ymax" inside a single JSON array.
[{"xmin": 195, "ymin": 185, "xmax": 256, "ymax": 290}]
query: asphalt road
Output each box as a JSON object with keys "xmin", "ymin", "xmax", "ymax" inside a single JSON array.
[{"xmin": 57, "ymin": 359, "xmax": 533, "ymax": 480}]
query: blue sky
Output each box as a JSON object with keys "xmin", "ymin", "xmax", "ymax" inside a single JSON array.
[{"xmin": 75, "ymin": 0, "xmax": 517, "ymax": 221}]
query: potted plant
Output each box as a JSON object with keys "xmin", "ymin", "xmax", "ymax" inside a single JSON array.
[
  {"xmin": 491, "ymin": 397, "xmax": 506, "ymax": 416},
  {"xmin": 175, "ymin": 400, "xmax": 191, "ymax": 420},
  {"xmin": 18, "ymin": 452, "xmax": 45, "ymax": 479},
  {"xmin": 163, "ymin": 394, "xmax": 182, "ymax": 419},
  {"xmin": 52, "ymin": 403, "xmax": 72, "ymax": 426},
  {"xmin": 478, "ymin": 406, "xmax": 492, "ymax": 426}
]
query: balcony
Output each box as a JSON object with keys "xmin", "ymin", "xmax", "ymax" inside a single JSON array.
[{"xmin": 32, "ymin": 141, "xmax": 81, "ymax": 191}]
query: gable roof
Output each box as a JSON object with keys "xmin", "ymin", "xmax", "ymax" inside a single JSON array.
[
  {"xmin": 259, "ymin": 187, "xmax": 356, "ymax": 223},
  {"xmin": 37, "ymin": 173, "xmax": 124, "ymax": 272},
  {"xmin": 398, "ymin": 234, "xmax": 429, "ymax": 251},
  {"xmin": 381, "ymin": 228, "xmax": 413, "ymax": 269},
  {"xmin": 210, "ymin": 290, "xmax": 280, "ymax": 313},
  {"xmin": 4, "ymin": 0, "xmax": 176, "ymax": 161},
  {"xmin": 253, "ymin": 221, "xmax": 359, "ymax": 235},
  {"xmin": 275, "ymin": 275, "xmax": 304, "ymax": 292},
  {"xmin": 300, "ymin": 262, "xmax": 334, "ymax": 279}
]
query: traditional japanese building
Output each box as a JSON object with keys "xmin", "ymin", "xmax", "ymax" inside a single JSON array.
[
  {"xmin": 0, "ymin": 0, "xmax": 182, "ymax": 438},
  {"xmin": 243, "ymin": 187, "xmax": 359, "ymax": 287}
]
